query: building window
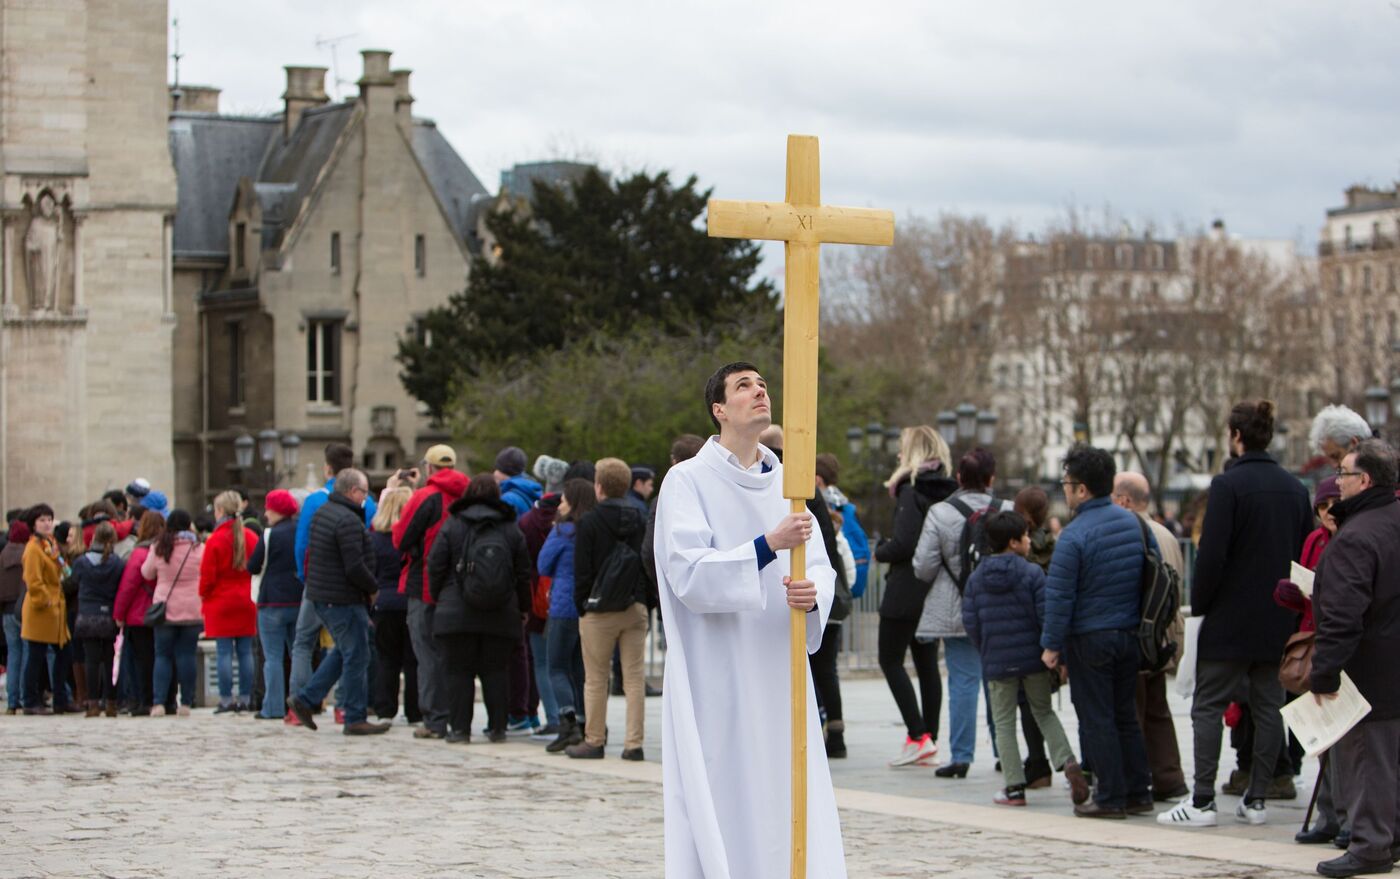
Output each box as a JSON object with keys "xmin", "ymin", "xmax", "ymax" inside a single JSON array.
[
  {"xmin": 1087, "ymin": 244, "xmax": 1103, "ymax": 269},
  {"xmin": 1115, "ymin": 244, "xmax": 1133, "ymax": 269},
  {"xmin": 1345, "ymin": 225, "xmax": 1353, "ymax": 249},
  {"xmin": 414, "ymin": 234, "xmax": 426, "ymax": 277},
  {"xmin": 235, "ymin": 222, "xmax": 247, "ymax": 270},
  {"xmin": 227, "ymin": 321, "xmax": 245, "ymax": 408},
  {"xmin": 306, "ymin": 319, "xmax": 341, "ymax": 405},
  {"xmin": 1363, "ymin": 265, "xmax": 1373, "ymax": 292},
  {"xmin": 331, "ymin": 232, "xmax": 341, "ymax": 275},
  {"xmin": 414, "ymin": 316, "xmax": 433, "ymax": 348},
  {"xmin": 1147, "ymin": 245, "xmax": 1164, "ymax": 270}
]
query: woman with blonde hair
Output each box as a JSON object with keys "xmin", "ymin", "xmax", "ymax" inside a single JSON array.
[
  {"xmin": 369, "ymin": 486, "xmax": 420, "ymax": 723},
  {"xmin": 874, "ymin": 425, "xmax": 958, "ymax": 767},
  {"xmin": 199, "ymin": 490, "xmax": 260, "ymax": 712}
]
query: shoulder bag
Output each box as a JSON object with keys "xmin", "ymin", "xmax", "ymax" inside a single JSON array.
[{"xmin": 143, "ymin": 544, "xmax": 193, "ymax": 627}]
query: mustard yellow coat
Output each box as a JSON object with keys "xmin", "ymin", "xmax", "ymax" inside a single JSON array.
[{"xmin": 20, "ymin": 536, "xmax": 68, "ymax": 646}]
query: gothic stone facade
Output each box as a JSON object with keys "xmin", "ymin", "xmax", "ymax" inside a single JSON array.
[
  {"xmin": 169, "ymin": 51, "xmax": 489, "ymax": 509},
  {"xmin": 0, "ymin": 0, "xmax": 178, "ymax": 515}
]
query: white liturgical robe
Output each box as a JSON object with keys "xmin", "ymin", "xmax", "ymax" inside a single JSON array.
[{"xmin": 656, "ymin": 437, "xmax": 845, "ymax": 879}]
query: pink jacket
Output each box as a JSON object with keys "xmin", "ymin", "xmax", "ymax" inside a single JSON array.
[
  {"xmin": 113, "ymin": 543, "xmax": 157, "ymax": 627},
  {"xmin": 140, "ymin": 539, "xmax": 205, "ymax": 625}
]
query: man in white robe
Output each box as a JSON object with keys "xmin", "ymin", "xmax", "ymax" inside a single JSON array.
[{"xmin": 655, "ymin": 361, "xmax": 845, "ymax": 879}]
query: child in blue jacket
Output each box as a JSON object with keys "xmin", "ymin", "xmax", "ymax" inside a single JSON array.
[{"xmin": 963, "ymin": 510, "xmax": 1087, "ymax": 807}]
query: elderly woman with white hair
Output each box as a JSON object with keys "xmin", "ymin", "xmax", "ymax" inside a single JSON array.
[{"xmin": 1309, "ymin": 405, "xmax": 1373, "ymax": 467}]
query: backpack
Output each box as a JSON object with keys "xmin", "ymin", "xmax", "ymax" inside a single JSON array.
[
  {"xmin": 453, "ymin": 520, "xmax": 516, "ymax": 611},
  {"xmin": 942, "ymin": 497, "xmax": 1000, "ymax": 595},
  {"xmin": 1134, "ymin": 516, "xmax": 1181, "ymax": 673},
  {"xmin": 585, "ymin": 515, "xmax": 645, "ymax": 614}
]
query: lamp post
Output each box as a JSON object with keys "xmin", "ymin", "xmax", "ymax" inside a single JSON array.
[
  {"xmin": 233, "ymin": 433, "xmax": 255, "ymax": 472},
  {"xmin": 233, "ymin": 430, "xmax": 302, "ymax": 497},
  {"xmin": 936, "ymin": 410, "xmax": 957, "ymax": 448}
]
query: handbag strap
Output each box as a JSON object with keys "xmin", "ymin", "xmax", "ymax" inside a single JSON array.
[{"xmin": 159, "ymin": 542, "xmax": 194, "ymax": 605}]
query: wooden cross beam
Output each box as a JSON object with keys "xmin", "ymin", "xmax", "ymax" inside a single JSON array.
[{"xmin": 707, "ymin": 134, "xmax": 894, "ymax": 879}]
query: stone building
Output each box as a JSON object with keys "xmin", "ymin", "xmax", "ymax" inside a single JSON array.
[
  {"xmin": 0, "ymin": 0, "xmax": 178, "ymax": 515},
  {"xmin": 168, "ymin": 50, "xmax": 489, "ymax": 509}
]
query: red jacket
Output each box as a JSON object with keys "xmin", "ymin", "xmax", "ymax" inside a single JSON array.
[
  {"xmin": 113, "ymin": 543, "xmax": 157, "ymax": 627},
  {"xmin": 393, "ymin": 469, "xmax": 470, "ymax": 602},
  {"xmin": 1274, "ymin": 526, "xmax": 1329, "ymax": 633},
  {"xmin": 198, "ymin": 519, "xmax": 259, "ymax": 638},
  {"xmin": 82, "ymin": 518, "xmax": 135, "ymax": 548}
]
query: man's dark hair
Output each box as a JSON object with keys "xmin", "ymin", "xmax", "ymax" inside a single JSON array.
[
  {"xmin": 564, "ymin": 460, "xmax": 595, "ymax": 483},
  {"xmin": 6, "ymin": 508, "xmax": 23, "ymax": 524},
  {"xmin": 986, "ymin": 509, "xmax": 1029, "ymax": 554},
  {"xmin": 1353, "ymin": 438, "xmax": 1399, "ymax": 488},
  {"xmin": 956, "ymin": 447, "xmax": 997, "ymax": 491},
  {"xmin": 101, "ymin": 490, "xmax": 128, "ymax": 512},
  {"xmin": 704, "ymin": 361, "xmax": 761, "ymax": 430},
  {"xmin": 815, "ymin": 452, "xmax": 840, "ymax": 486},
  {"xmin": 324, "ymin": 443, "xmax": 355, "ymax": 475},
  {"xmin": 463, "ymin": 475, "xmax": 502, "ymax": 504},
  {"xmin": 1063, "ymin": 444, "xmax": 1116, "ymax": 498},
  {"xmin": 1227, "ymin": 399, "xmax": 1275, "ymax": 452},
  {"xmin": 228, "ymin": 484, "xmax": 250, "ymax": 503},
  {"xmin": 670, "ymin": 434, "xmax": 704, "ymax": 464}
]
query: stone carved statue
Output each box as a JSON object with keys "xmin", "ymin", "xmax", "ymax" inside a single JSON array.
[{"xmin": 23, "ymin": 191, "xmax": 64, "ymax": 311}]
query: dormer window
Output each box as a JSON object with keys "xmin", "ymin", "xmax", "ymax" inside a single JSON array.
[
  {"xmin": 235, "ymin": 222, "xmax": 247, "ymax": 270},
  {"xmin": 415, "ymin": 234, "xmax": 426, "ymax": 277},
  {"xmin": 331, "ymin": 231, "xmax": 341, "ymax": 275}
]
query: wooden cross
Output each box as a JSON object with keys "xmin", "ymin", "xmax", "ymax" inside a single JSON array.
[{"xmin": 708, "ymin": 134, "xmax": 894, "ymax": 879}]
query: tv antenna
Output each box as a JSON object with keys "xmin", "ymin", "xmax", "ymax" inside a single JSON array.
[
  {"xmin": 171, "ymin": 14, "xmax": 183, "ymax": 88},
  {"xmin": 315, "ymin": 33, "xmax": 358, "ymax": 101}
]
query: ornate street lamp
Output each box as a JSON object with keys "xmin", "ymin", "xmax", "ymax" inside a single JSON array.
[
  {"xmin": 955, "ymin": 403, "xmax": 978, "ymax": 441},
  {"xmin": 845, "ymin": 426, "xmax": 863, "ymax": 457},
  {"xmin": 1072, "ymin": 421, "xmax": 1089, "ymax": 444},
  {"xmin": 976, "ymin": 411, "xmax": 999, "ymax": 446},
  {"xmin": 866, "ymin": 422, "xmax": 883, "ymax": 447},
  {"xmin": 233, "ymin": 433, "xmax": 255, "ymax": 471},
  {"xmin": 281, "ymin": 433, "xmax": 301, "ymax": 475},
  {"xmin": 1365, "ymin": 386, "xmax": 1389, "ymax": 431},
  {"xmin": 936, "ymin": 411, "xmax": 958, "ymax": 447},
  {"xmin": 257, "ymin": 428, "xmax": 280, "ymax": 464},
  {"xmin": 884, "ymin": 426, "xmax": 902, "ymax": 456}
]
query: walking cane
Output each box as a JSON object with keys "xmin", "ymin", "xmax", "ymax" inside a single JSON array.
[{"xmin": 1301, "ymin": 751, "xmax": 1328, "ymax": 833}]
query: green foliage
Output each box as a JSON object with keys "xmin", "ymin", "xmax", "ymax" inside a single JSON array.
[
  {"xmin": 398, "ymin": 167, "xmax": 778, "ymax": 419},
  {"xmin": 449, "ymin": 321, "xmax": 874, "ymax": 481}
]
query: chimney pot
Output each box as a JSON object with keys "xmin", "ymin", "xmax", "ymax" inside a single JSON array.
[
  {"xmin": 359, "ymin": 50, "xmax": 394, "ymax": 86},
  {"xmin": 283, "ymin": 66, "xmax": 329, "ymax": 138},
  {"xmin": 392, "ymin": 69, "xmax": 414, "ymax": 133}
]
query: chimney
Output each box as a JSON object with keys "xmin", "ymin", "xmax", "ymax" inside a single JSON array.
[
  {"xmin": 283, "ymin": 66, "xmax": 329, "ymax": 138},
  {"xmin": 392, "ymin": 69, "xmax": 414, "ymax": 134},
  {"xmin": 358, "ymin": 50, "xmax": 395, "ymax": 117},
  {"xmin": 169, "ymin": 84, "xmax": 221, "ymax": 114}
]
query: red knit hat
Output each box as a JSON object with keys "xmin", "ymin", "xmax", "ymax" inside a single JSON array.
[{"xmin": 265, "ymin": 489, "xmax": 299, "ymax": 518}]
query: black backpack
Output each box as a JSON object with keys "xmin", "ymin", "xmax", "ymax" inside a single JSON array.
[
  {"xmin": 453, "ymin": 520, "xmax": 516, "ymax": 612},
  {"xmin": 942, "ymin": 497, "xmax": 999, "ymax": 595},
  {"xmin": 1134, "ymin": 516, "xmax": 1181, "ymax": 673},
  {"xmin": 586, "ymin": 516, "xmax": 645, "ymax": 614}
]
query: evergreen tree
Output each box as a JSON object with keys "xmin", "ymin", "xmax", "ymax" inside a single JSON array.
[{"xmin": 398, "ymin": 167, "xmax": 777, "ymax": 418}]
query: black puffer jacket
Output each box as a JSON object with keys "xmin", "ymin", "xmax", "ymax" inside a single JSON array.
[
  {"xmin": 427, "ymin": 498, "xmax": 530, "ymax": 638},
  {"xmin": 1312, "ymin": 487, "xmax": 1400, "ymax": 720},
  {"xmin": 876, "ymin": 469, "xmax": 957, "ymax": 621},
  {"xmin": 303, "ymin": 493, "xmax": 377, "ymax": 605},
  {"xmin": 574, "ymin": 498, "xmax": 648, "ymax": 616}
]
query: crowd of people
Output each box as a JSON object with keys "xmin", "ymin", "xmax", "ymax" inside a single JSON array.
[{"xmin": 2, "ymin": 395, "xmax": 1397, "ymax": 878}]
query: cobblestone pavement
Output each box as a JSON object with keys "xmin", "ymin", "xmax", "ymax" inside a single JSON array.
[{"xmin": 1, "ymin": 709, "xmax": 1318, "ymax": 879}]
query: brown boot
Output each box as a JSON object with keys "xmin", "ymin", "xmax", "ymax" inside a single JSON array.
[
  {"xmin": 85, "ymin": 701, "xmax": 101, "ymax": 718},
  {"xmin": 105, "ymin": 700, "xmax": 118, "ymax": 718}
]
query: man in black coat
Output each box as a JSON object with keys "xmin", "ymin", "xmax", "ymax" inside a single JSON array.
[
  {"xmin": 1311, "ymin": 440, "xmax": 1400, "ymax": 878},
  {"xmin": 1163, "ymin": 401, "xmax": 1311, "ymax": 828},
  {"xmin": 287, "ymin": 469, "xmax": 389, "ymax": 736}
]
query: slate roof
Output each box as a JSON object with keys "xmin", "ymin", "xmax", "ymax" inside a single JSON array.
[{"xmin": 169, "ymin": 103, "xmax": 489, "ymax": 260}]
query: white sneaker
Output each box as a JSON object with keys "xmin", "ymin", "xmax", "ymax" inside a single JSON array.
[
  {"xmin": 889, "ymin": 734, "xmax": 937, "ymax": 767},
  {"xmin": 149, "ymin": 705, "xmax": 166, "ymax": 717},
  {"xmin": 1235, "ymin": 800, "xmax": 1267, "ymax": 825},
  {"xmin": 1156, "ymin": 799, "xmax": 1218, "ymax": 827}
]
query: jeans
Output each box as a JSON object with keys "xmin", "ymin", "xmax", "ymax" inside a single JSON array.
[
  {"xmin": 545, "ymin": 617, "xmax": 585, "ymax": 717},
  {"xmin": 406, "ymin": 597, "xmax": 449, "ymax": 733},
  {"xmin": 1066, "ymin": 629, "xmax": 1151, "ymax": 809},
  {"xmin": 153, "ymin": 625, "xmax": 200, "ymax": 707},
  {"xmin": 81, "ymin": 636, "xmax": 116, "ymax": 703},
  {"xmin": 289, "ymin": 596, "xmax": 326, "ymax": 699},
  {"xmin": 528, "ymin": 629, "xmax": 558, "ymax": 727},
  {"xmin": 257, "ymin": 607, "xmax": 299, "ymax": 717},
  {"xmin": 4, "ymin": 613, "xmax": 25, "ymax": 709},
  {"xmin": 941, "ymin": 636, "xmax": 982, "ymax": 764},
  {"xmin": 215, "ymin": 636, "xmax": 254, "ymax": 704},
  {"xmin": 810, "ymin": 622, "xmax": 843, "ymax": 722},
  {"xmin": 297, "ymin": 602, "xmax": 371, "ymax": 725},
  {"xmin": 24, "ymin": 639, "xmax": 72, "ymax": 710},
  {"xmin": 124, "ymin": 626, "xmax": 155, "ymax": 710},
  {"xmin": 879, "ymin": 616, "xmax": 941, "ymax": 740}
]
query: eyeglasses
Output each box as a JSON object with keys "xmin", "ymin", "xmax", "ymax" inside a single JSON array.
[
  {"xmin": 1059, "ymin": 479, "xmax": 1082, "ymax": 487},
  {"xmin": 1335, "ymin": 469, "xmax": 1363, "ymax": 479}
]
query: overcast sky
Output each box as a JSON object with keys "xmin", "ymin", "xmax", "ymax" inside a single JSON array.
[{"xmin": 173, "ymin": 0, "xmax": 1400, "ymax": 261}]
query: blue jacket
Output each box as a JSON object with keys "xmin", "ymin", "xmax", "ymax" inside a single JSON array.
[
  {"xmin": 248, "ymin": 517, "xmax": 302, "ymax": 607},
  {"xmin": 1041, "ymin": 496, "xmax": 1154, "ymax": 651},
  {"xmin": 369, "ymin": 530, "xmax": 406, "ymax": 612},
  {"xmin": 73, "ymin": 551, "xmax": 125, "ymax": 617},
  {"xmin": 837, "ymin": 502, "xmax": 871, "ymax": 597},
  {"xmin": 963, "ymin": 553, "xmax": 1047, "ymax": 680},
  {"xmin": 294, "ymin": 478, "xmax": 377, "ymax": 581},
  {"xmin": 500, "ymin": 475, "xmax": 543, "ymax": 520},
  {"xmin": 537, "ymin": 522, "xmax": 578, "ymax": 620}
]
